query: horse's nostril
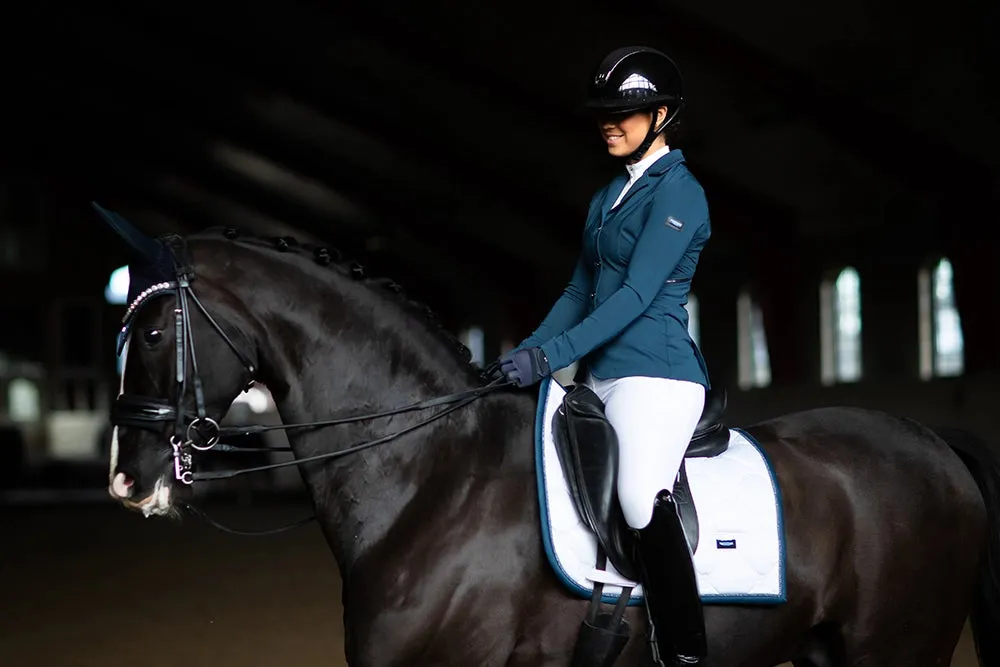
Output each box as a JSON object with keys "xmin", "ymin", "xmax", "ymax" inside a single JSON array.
[
  {"xmin": 116, "ymin": 465, "xmax": 139, "ymax": 485},
  {"xmin": 110, "ymin": 471, "xmax": 135, "ymax": 499}
]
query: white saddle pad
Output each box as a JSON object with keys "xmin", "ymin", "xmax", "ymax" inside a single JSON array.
[{"xmin": 534, "ymin": 377, "xmax": 786, "ymax": 606}]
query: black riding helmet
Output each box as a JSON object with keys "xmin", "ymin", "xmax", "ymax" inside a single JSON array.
[{"xmin": 584, "ymin": 46, "xmax": 685, "ymax": 162}]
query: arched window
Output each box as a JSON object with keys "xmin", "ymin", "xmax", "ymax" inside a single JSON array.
[
  {"xmin": 8, "ymin": 378, "xmax": 40, "ymax": 422},
  {"xmin": 736, "ymin": 289, "xmax": 771, "ymax": 389},
  {"xmin": 458, "ymin": 325, "xmax": 486, "ymax": 366},
  {"xmin": 105, "ymin": 265, "xmax": 129, "ymax": 305},
  {"xmin": 685, "ymin": 294, "xmax": 700, "ymax": 347},
  {"xmin": 918, "ymin": 258, "xmax": 964, "ymax": 379},
  {"xmin": 820, "ymin": 267, "xmax": 862, "ymax": 385}
]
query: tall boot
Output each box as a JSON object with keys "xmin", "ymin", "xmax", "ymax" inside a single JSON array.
[{"xmin": 635, "ymin": 489, "xmax": 706, "ymax": 665}]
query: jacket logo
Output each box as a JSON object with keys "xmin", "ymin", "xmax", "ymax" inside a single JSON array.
[{"xmin": 666, "ymin": 216, "xmax": 684, "ymax": 231}]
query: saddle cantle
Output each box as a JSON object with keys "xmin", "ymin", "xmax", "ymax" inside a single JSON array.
[
  {"xmin": 551, "ymin": 383, "xmax": 728, "ymax": 582},
  {"xmin": 686, "ymin": 385, "xmax": 729, "ymax": 458}
]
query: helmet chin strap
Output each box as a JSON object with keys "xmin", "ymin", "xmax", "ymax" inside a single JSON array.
[{"xmin": 625, "ymin": 111, "xmax": 668, "ymax": 164}]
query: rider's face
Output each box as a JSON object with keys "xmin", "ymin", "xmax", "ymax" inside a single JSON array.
[{"xmin": 598, "ymin": 106, "xmax": 667, "ymax": 161}]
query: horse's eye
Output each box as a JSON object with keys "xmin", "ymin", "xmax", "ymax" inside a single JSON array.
[{"xmin": 143, "ymin": 329, "xmax": 163, "ymax": 345}]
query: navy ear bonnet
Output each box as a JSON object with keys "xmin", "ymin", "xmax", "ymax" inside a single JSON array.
[{"xmin": 92, "ymin": 202, "xmax": 181, "ymax": 354}]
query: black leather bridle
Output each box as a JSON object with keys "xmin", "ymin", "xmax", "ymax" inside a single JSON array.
[
  {"xmin": 111, "ymin": 235, "xmax": 510, "ymax": 533},
  {"xmin": 112, "ymin": 236, "xmax": 258, "ymax": 485}
]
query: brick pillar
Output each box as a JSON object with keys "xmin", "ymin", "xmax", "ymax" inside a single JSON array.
[
  {"xmin": 853, "ymin": 251, "xmax": 920, "ymax": 380},
  {"xmin": 752, "ymin": 243, "xmax": 808, "ymax": 386},
  {"xmin": 949, "ymin": 244, "xmax": 1000, "ymax": 376},
  {"xmin": 693, "ymin": 253, "xmax": 742, "ymax": 391}
]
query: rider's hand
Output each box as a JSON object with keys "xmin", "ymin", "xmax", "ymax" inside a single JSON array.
[{"xmin": 499, "ymin": 347, "xmax": 551, "ymax": 387}]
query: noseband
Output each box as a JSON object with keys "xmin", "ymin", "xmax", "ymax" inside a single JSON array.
[{"xmin": 111, "ymin": 235, "xmax": 509, "ymax": 533}]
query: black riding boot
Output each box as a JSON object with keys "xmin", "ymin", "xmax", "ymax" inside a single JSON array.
[{"xmin": 635, "ymin": 489, "xmax": 706, "ymax": 666}]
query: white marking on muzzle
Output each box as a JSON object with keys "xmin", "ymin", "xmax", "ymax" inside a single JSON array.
[
  {"xmin": 139, "ymin": 477, "xmax": 173, "ymax": 517},
  {"xmin": 117, "ymin": 475, "xmax": 173, "ymax": 517},
  {"xmin": 109, "ymin": 338, "xmax": 128, "ymax": 495}
]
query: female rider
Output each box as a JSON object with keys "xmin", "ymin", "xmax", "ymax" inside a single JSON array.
[{"xmin": 499, "ymin": 45, "xmax": 712, "ymax": 665}]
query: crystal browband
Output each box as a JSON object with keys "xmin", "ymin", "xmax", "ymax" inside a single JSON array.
[{"xmin": 122, "ymin": 281, "xmax": 177, "ymax": 324}]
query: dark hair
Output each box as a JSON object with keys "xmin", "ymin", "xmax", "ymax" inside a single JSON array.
[{"xmin": 662, "ymin": 115, "xmax": 684, "ymax": 146}]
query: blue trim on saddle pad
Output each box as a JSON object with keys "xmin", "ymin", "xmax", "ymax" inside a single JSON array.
[{"xmin": 533, "ymin": 377, "xmax": 788, "ymax": 606}]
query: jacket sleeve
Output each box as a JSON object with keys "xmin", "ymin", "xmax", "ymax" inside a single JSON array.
[
  {"xmin": 538, "ymin": 188, "xmax": 707, "ymax": 372},
  {"xmin": 515, "ymin": 254, "xmax": 591, "ymax": 351}
]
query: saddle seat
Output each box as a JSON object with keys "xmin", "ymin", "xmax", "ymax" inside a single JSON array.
[{"xmin": 551, "ymin": 383, "xmax": 729, "ymax": 582}]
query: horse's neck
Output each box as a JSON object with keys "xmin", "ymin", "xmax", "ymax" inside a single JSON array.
[
  {"xmin": 253, "ymin": 272, "xmax": 531, "ymax": 576},
  {"xmin": 279, "ymin": 374, "xmax": 531, "ymax": 579}
]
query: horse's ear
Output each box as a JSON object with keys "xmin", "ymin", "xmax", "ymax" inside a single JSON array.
[{"xmin": 91, "ymin": 201, "xmax": 163, "ymax": 265}]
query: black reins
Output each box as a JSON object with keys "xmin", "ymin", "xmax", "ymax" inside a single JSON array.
[{"xmin": 111, "ymin": 235, "xmax": 512, "ymax": 535}]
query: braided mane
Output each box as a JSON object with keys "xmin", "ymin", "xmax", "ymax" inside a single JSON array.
[{"xmin": 194, "ymin": 226, "xmax": 494, "ymax": 384}]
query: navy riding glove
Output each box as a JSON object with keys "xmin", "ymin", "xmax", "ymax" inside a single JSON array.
[{"xmin": 499, "ymin": 347, "xmax": 552, "ymax": 387}]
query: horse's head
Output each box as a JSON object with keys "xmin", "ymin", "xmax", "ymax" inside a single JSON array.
[{"xmin": 96, "ymin": 204, "xmax": 257, "ymax": 517}]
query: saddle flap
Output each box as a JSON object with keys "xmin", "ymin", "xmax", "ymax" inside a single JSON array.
[
  {"xmin": 552, "ymin": 384, "xmax": 639, "ymax": 581},
  {"xmin": 562, "ymin": 386, "xmax": 616, "ymax": 533}
]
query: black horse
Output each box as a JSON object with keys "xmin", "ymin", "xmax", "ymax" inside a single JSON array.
[{"xmin": 100, "ymin": 211, "xmax": 999, "ymax": 667}]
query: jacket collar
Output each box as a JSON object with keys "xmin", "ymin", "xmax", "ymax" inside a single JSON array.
[
  {"xmin": 625, "ymin": 144, "xmax": 672, "ymax": 182},
  {"xmin": 601, "ymin": 148, "xmax": 687, "ymax": 218},
  {"xmin": 644, "ymin": 147, "xmax": 686, "ymax": 176}
]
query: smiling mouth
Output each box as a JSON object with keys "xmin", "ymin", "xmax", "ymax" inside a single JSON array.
[{"xmin": 604, "ymin": 133, "xmax": 624, "ymax": 143}]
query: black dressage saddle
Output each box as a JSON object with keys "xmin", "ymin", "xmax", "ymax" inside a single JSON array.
[{"xmin": 551, "ymin": 382, "xmax": 728, "ymax": 581}]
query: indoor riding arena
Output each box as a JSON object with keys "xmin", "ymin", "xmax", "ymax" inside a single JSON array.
[{"xmin": 3, "ymin": 2, "xmax": 997, "ymax": 667}]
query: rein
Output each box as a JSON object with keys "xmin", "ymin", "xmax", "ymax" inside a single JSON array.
[{"xmin": 111, "ymin": 234, "xmax": 512, "ymax": 535}]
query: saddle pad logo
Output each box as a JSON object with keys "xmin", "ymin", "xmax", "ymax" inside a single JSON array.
[
  {"xmin": 716, "ymin": 538, "xmax": 737, "ymax": 549},
  {"xmin": 666, "ymin": 216, "xmax": 684, "ymax": 231}
]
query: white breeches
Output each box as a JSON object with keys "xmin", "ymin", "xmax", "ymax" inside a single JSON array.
[{"xmin": 584, "ymin": 373, "xmax": 706, "ymax": 530}]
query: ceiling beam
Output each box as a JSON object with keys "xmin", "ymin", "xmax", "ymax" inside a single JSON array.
[
  {"xmin": 47, "ymin": 2, "xmax": 578, "ymax": 268},
  {"xmin": 340, "ymin": 0, "xmax": 994, "ymax": 213},
  {"xmin": 142, "ymin": 0, "xmax": 799, "ymax": 257},
  {"xmin": 309, "ymin": 0, "xmax": 855, "ymax": 230},
  {"xmin": 30, "ymin": 52, "xmax": 531, "ymax": 265},
  {"xmin": 24, "ymin": 1, "xmax": 804, "ymax": 260},
  {"xmin": 645, "ymin": 6, "xmax": 996, "ymax": 203},
  {"xmin": 23, "ymin": 1, "xmax": 851, "ymax": 255}
]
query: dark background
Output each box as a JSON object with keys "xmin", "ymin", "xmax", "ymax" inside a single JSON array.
[{"xmin": 1, "ymin": 1, "xmax": 996, "ymax": 664}]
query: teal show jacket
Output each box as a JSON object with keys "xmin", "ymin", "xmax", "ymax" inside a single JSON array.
[{"xmin": 517, "ymin": 149, "xmax": 711, "ymax": 388}]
